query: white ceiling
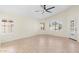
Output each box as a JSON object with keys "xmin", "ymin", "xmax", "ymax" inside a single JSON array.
[{"xmin": 0, "ymin": 5, "xmax": 71, "ymax": 19}]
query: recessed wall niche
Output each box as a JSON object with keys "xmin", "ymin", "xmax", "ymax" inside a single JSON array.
[{"xmin": 0, "ymin": 17, "xmax": 15, "ymax": 34}]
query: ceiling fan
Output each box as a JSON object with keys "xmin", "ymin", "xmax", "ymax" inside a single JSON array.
[{"xmin": 35, "ymin": 5, "xmax": 55, "ymax": 14}]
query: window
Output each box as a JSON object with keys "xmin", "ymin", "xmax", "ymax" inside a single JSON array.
[
  {"xmin": 49, "ymin": 20, "xmax": 62, "ymax": 31},
  {"xmin": 40, "ymin": 22, "xmax": 45, "ymax": 31},
  {"xmin": 1, "ymin": 18, "xmax": 14, "ymax": 34}
]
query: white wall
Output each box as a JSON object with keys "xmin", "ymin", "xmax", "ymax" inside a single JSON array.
[{"xmin": 0, "ymin": 13, "xmax": 40, "ymax": 43}]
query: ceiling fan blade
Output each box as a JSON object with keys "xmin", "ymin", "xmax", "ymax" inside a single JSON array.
[
  {"xmin": 41, "ymin": 5, "xmax": 52, "ymax": 13},
  {"xmin": 46, "ymin": 10, "xmax": 52, "ymax": 13},
  {"xmin": 46, "ymin": 6, "xmax": 55, "ymax": 10}
]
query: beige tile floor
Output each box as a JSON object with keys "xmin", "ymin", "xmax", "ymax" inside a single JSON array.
[{"xmin": 0, "ymin": 34, "xmax": 79, "ymax": 53}]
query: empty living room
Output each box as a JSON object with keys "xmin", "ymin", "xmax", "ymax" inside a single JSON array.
[{"xmin": 0, "ymin": 5, "xmax": 79, "ymax": 53}]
